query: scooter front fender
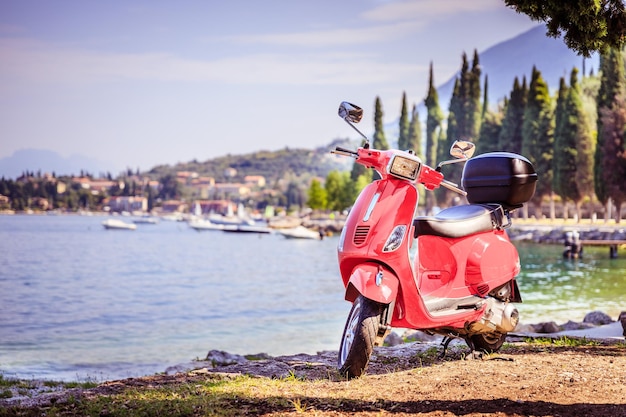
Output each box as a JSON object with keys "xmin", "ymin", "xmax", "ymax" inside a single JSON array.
[{"xmin": 344, "ymin": 263, "xmax": 399, "ymax": 304}]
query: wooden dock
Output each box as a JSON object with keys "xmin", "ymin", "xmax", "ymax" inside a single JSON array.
[{"xmin": 579, "ymin": 240, "xmax": 626, "ymax": 258}]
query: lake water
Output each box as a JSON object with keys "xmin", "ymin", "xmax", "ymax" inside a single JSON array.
[{"xmin": 1, "ymin": 215, "xmax": 625, "ymax": 382}]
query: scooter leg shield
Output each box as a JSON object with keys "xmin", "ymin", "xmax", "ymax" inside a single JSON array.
[{"xmin": 345, "ymin": 263, "xmax": 399, "ymax": 304}]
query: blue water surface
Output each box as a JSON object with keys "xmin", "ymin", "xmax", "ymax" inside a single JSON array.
[{"xmin": 1, "ymin": 214, "xmax": 624, "ymax": 381}]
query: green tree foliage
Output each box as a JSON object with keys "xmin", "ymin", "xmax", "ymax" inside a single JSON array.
[
  {"xmin": 407, "ymin": 105, "xmax": 423, "ymax": 158},
  {"xmin": 522, "ymin": 66, "xmax": 555, "ymax": 210},
  {"xmin": 440, "ymin": 52, "xmax": 483, "ymax": 206},
  {"xmin": 595, "ymin": 47, "xmax": 625, "ymax": 207},
  {"xmin": 499, "ymin": 77, "xmax": 527, "ymax": 154},
  {"xmin": 306, "ymin": 178, "xmax": 327, "ymax": 210},
  {"xmin": 285, "ymin": 181, "xmax": 306, "ymax": 210},
  {"xmin": 599, "ymin": 94, "xmax": 626, "ymax": 222},
  {"xmin": 325, "ymin": 171, "xmax": 349, "ymax": 211},
  {"xmin": 504, "ymin": 0, "xmax": 626, "ymax": 57},
  {"xmin": 553, "ymin": 68, "xmax": 596, "ymax": 220},
  {"xmin": 425, "ymin": 62, "xmax": 444, "ymax": 169},
  {"xmin": 467, "ymin": 50, "xmax": 483, "ymax": 140},
  {"xmin": 424, "ymin": 62, "xmax": 444, "ymax": 213},
  {"xmin": 441, "ymin": 78, "xmax": 460, "ymax": 165},
  {"xmin": 157, "ymin": 174, "xmax": 182, "ymax": 200},
  {"xmin": 373, "ymin": 96, "xmax": 389, "ymax": 150},
  {"xmin": 552, "ymin": 77, "xmax": 569, "ymax": 199},
  {"xmin": 478, "ymin": 110, "xmax": 504, "ymax": 153},
  {"xmin": 398, "ymin": 92, "xmax": 410, "ymax": 150}
]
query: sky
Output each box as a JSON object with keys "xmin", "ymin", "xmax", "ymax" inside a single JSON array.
[{"xmin": 0, "ymin": 0, "xmax": 539, "ymax": 174}]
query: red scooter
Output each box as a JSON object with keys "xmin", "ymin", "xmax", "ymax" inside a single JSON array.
[{"xmin": 332, "ymin": 102, "xmax": 537, "ymax": 378}]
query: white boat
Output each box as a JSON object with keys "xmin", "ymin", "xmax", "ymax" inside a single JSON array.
[
  {"xmin": 222, "ymin": 224, "xmax": 272, "ymax": 234},
  {"xmin": 102, "ymin": 219, "xmax": 137, "ymax": 230},
  {"xmin": 208, "ymin": 203, "xmax": 256, "ymax": 226},
  {"xmin": 188, "ymin": 219, "xmax": 224, "ymax": 231},
  {"xmin": 277, "ymin": 225, "xmax": 322, "ymax": 240}
]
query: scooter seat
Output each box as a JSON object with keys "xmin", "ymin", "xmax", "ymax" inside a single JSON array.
[{"xmin": 413, "ymin": 204, "xmax": 506, "ymax": 239}]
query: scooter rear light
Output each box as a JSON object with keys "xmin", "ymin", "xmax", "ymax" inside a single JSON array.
[{"xmin": 383, "ymin": 225, "xmax": 407, "ymax": 252}]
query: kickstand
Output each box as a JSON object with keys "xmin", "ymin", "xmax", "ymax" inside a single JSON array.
[
  {"xmin": 439, "ymin": 336, "xmax": 456, "ymax": 359},
  {"xmin": 463, "ymin": 337, "xmax": 485, "ymax": 360},
  {"xmin": 463, "ymin": 337, "xmax": 514, "ymax": 361}
]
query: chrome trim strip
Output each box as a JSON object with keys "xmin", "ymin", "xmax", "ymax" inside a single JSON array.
[{"xmin": 363, "ymin": 192, "xmax": 380, "ymax": 222}]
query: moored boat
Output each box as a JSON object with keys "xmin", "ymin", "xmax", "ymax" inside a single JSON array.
[
  {"xmin": 277, "ymin": 225, "xmax": 322, "ymax": 240},
  {"xmin": 102, "ymin": 219, "xmax": 137, "ymax": 230},
  {"xmin": 188, "ymin": 219, "xmax": 224, "ymax": 231}
]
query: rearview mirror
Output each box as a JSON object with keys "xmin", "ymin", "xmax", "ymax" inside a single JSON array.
[
  {"xmin": 450, "ymin": 141, "xmax": 475, "ymax": 159},
  {"xmin": 338, "ymin": 102, "xmax": 363, "ymax": 124}
]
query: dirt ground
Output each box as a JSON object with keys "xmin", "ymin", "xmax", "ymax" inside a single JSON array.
[{"xmin": 3, "ymin": 337, "xmax": 626, "ymax": 416}]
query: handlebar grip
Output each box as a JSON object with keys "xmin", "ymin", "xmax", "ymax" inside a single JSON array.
[
  {"xmin": 440, "ymin": 179, "xmax": 467, "ymax": 196},
  {"xmin": 331, "ymin": 147, "xmax": 358, "ymax": 157}
]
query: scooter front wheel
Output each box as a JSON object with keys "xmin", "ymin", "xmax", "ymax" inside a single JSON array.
[{"xmin": 338, "ymin": 295, "xmax": 382, "ymax": 378}]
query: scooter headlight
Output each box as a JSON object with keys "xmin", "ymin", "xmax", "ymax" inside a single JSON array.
[{"xmin": 383, "ymin": 225, "xmax": 407, "ymax": 252}]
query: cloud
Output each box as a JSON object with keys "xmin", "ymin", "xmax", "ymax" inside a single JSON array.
[
  {"xmin": 362, "ymin": 0, "xmax": 501, "ymax": 22},
  {"xmin": 0, "ymin": 38, "xmax": 422, "ymax": 87},
  {"xmin": 220, "ymin": 21, "xmax": 423, "ymax": 48}
]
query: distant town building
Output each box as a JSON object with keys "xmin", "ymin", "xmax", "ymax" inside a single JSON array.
[
  {"xmin": 194, "ymin": 199, "xmax": 235, "ymax": 216},
  {"xmin": 244, "ymin": 175, "xmax": 266, "ymax": 188},
  {"xmin": 160, "ymin": 200, "xmax": 187, "ymax": 213},
  {"xmin": 210, "ymin": 183, "xmax": 251, "ymax": 199},
  {"xmin": 223, "ymin": 167, "xmax": 237, "ymax": 178},
  {"xmin": 176, "ymin": 171, "xmax": 199, "ymax": 185},
  {"xmin": 106, "ymin": 196, "xmax": 148, "ymax": 213}
]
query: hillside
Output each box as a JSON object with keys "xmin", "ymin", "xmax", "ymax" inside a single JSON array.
[{"xmin": 146, "ymin": 138, "xmax": 357, "ymax": 183}]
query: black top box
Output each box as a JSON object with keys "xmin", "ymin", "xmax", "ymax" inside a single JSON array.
[{"xmin": 461, "ymin": 152, "xmax": 538, "ymax": 209}]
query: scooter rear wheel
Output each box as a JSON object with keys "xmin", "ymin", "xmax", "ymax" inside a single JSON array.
[
  {"xmin": 470, "ymin": 332, "xmax": 506, "ymax": 352},
  {"xmin": 338, "ymin": 295, "xmax": 382, "ymax": 378}
]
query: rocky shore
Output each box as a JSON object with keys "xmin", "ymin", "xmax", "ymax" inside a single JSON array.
[
  {"xmin": 506, "ymin": 222, "xmax": 626, "ymax": 243},
  {"xmin": 1, "ymin": 310, "xmax": 624, "ymax": 412},
  {"xmin": 155, "ymin": 310, "xmax": 626, "ymax": 378}
]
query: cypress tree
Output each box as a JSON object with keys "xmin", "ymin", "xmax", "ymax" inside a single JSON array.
[
  {"xmin": 499, "ymin": 77, "xmax": 527, "ymax": 154},
  {"xmin": 443, "ymin": 78, "xmax": 460, "ymax": 162},
  {"xmin": 595, "ymin": 47, "xmax": 625, "ymax": 219},
  {"xmin": 398, "ymin": 92, "xmax": 410, "ymax": 150},
  {"xmin": 481, "ymin": 75, "xmax": 489, "ymax": 121},
  {"xmin": 425, "ymin": 62, "xmax": 444, "ymax": 168},
  {"xmin": 478, "ymin": 109, "xmax": 503, "ymax": 153},
  {"xmin": 424, "ymin": 62, "xmax": 444, "ymax": 213},
  {"xmin": 437, "ymin": 78, "xmax": 461, "ymax": 207},
  {"xmin": 373, "ymin": 96, "xmax": 389, "ymax": 150},
  {"xmin": 455, "ymin": 53, "xmax": 470, "ymax": 138},
  {"xmin": 521, "ymin": 66, "xmax": 555, "ymax": 217},
  {"xmin": 599, "ymin": 94, "xmax": 626, "ymax": 222},
  {"xmin": 467, "ymin": 49, "xmax": 482, "ymax": 140},
  {"xmin": 407, "ymin": 104, "xmax": 423, "ymax": 158},
  {"xmin": 554, "ymin": 68, "xmax": 595, "ymax": 221},
  {"xmin": 552, "ymin": 77, "xmax": 568, "ymax": 199}
]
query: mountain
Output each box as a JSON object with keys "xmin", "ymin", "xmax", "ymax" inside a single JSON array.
[
  {"xmin": 0, "ymin": 149, "xmax": 122, "ymax": 179},
  {"xmin": 147, "ymin": 138, "xmax": 357, "ymax": 183},
  {"xmin": 437, "ymin": 24, "xmax": 597, "ymax": 111}
]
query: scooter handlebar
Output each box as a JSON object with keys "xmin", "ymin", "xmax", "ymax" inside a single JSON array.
[
  {"xmin": 440, "ymin": 179, "xmax": 467, "ymax": 196},
  {"xmin": 331, "ymin": 146, "xmax": 358, "ymax": 158}
]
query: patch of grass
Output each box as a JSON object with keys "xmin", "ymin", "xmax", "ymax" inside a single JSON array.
[
  {"xmin": 64, "ymin": 380, "xmax": 100, "ymax": 389},
  {"xmin": 525, "ymin": 336, "xmax": 600, "ymax": 347}
]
